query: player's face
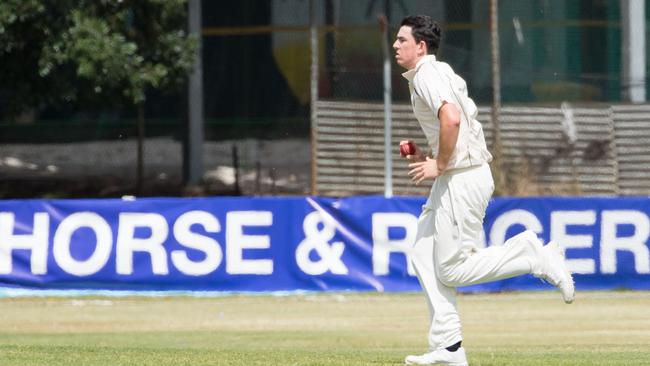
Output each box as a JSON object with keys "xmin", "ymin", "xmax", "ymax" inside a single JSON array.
[{"xmin": 393, "ymin": 26, "xmax": 425, "ymax": 70}]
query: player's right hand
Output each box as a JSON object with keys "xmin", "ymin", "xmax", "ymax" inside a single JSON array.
[{"xmin": 399, "ymin": 140, "xmax": 425, "ymax": 162}]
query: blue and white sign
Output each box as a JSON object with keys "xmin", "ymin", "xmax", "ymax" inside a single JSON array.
[{"xmin": 0, "ymin": 196, "xmax": 648, "ymax": 292}]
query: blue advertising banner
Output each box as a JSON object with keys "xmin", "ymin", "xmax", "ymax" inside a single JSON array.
[{"xmin": 0, "ymin": 196, "xmax": 648, "ymax": 292}]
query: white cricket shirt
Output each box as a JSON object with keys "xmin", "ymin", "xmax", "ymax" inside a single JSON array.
[{"xmin": 402, "ymin": 55, "xmax": 492, "ymax": 171}]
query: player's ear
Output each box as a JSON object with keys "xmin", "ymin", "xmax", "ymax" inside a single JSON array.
[{"xmin": 417, "ymin": 40, "xmax": 428, "ymax": 56}]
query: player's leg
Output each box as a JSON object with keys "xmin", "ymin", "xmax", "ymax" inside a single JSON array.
[
  {"xmin": 406, "ymin": 207, "xmax": 469, "ymax": 365},
  {"xmin": 410, "ymin": 208, "xmax": 462, "ymax": 352},
  {"xmin": 432, "ymin": 164, "xmax": 574, "ymax": 303}
]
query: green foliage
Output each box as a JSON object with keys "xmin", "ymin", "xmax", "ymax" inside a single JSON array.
[{"xmin": 0, "ymin": 0, "xmax": 196, "ymax": 116}]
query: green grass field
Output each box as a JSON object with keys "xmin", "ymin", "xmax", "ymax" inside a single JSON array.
[{"xmin": 0, "ymin": 291, "xmax": 649, "ymax": 365}]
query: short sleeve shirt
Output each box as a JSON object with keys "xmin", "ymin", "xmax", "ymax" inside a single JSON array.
[{"xmin": 402, "ymin": 55, "xmax": 492, "ymax": 171}]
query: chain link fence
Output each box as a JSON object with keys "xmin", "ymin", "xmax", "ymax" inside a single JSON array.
[{"xmin": 0, "ymin": 0, "xmax": 647, "ymax": 198}]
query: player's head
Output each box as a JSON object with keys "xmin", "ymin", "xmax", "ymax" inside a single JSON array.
[
  {"xmin": 401, "ymin": 15, "xmax": 442, "ymax": 55},
  {"xmin": 393, "ymin": 15, "xmax": 441, "ymax": 69}
]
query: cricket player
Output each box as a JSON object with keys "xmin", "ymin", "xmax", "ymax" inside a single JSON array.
[{"xmin": 393, "ymin": 15, "xmax": 575, "ymax": 365}]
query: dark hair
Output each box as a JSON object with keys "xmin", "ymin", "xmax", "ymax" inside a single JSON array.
[{"xmin": 400, "ymin": 15, "xmax": 442, "ymax": 55}]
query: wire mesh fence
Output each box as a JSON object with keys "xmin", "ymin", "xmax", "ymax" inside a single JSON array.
[
  {"xmin": 0, "ymin": 0, "xmax": 647, "ymax": 198},
  {"xmin": 310, "ymin": 0, "xmax": 647, "ymax": 196},
  {"xmin": 318, "ymin": 0, "xmax": 627, "ymax": 104}
]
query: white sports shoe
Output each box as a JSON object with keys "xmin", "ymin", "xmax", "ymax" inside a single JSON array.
[
  {"xmin": 540, "ymin": 241, "xmax": 575, "ymax": 304},
  {"xmin": 404, "ymin": 347, "xmax": 468, "ymax": 365}
]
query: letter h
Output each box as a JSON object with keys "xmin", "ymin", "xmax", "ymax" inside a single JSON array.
[{"xmin": 0, "ymin": 212, "xmax": 49, "ymax": 275}]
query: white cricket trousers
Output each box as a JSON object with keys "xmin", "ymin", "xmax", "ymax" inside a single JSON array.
[{"xmin": 411, "ymin": 163, "xmax": 544, "ymax": 350}]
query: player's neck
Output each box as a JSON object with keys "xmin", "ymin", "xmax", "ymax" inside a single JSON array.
[{"xmin": 408, "ymin": 54, "xmax": 433, "ymax": 70}]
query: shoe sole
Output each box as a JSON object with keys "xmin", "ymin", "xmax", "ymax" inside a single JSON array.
[{"xmin": 547, "ymin": 241, "xmax": 575, "ymax": 304}]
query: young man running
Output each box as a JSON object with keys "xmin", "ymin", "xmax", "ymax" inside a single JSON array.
[{"xmin": 393, "ymin": 15, "xmax": 575, "ymax": 365}]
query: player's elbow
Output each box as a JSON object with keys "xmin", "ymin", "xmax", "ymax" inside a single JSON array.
[
  {"xmin": 446, "ymin": 115, "xmax": 461, "ymax": 129},
  {"xmin": 438, "ymin": 103, "xmax": 461, "ymax": 129}
]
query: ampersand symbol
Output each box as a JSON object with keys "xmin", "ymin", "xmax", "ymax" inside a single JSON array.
[{"xmin": 295, "ymin": 211, "xmax": 348, "ymax": 275}]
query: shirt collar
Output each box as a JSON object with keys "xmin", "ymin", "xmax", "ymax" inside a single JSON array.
[{"xmin": 401, "ymin": 54, "xmax": 437, "ymax": 82}]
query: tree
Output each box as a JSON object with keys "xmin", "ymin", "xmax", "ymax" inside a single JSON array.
[{"xmin": 0, "ymin": 0, "xmax": 198, "ymax": 193}]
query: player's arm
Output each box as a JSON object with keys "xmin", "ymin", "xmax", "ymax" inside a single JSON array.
[
  {"xmin": 436, "ymin": 101, "xmax": 461, "ymax": 172},
  {"xmin": 407, "ymin": 67, "xmax": 457, "ymax": 184}
]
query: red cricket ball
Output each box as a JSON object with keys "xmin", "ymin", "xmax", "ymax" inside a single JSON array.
[{"xmin": 399, "ymin": 141, "xmax": 416, "ymax": 157}]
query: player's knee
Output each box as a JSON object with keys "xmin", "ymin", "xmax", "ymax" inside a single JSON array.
[
  {"xmin": 511, "ymin": 230, "xmax": 541, "ymax": 248},
  {"xmin": 436, "ymin": 266, "xmax": 461, "ymax": 287},
  {"xmin": 438, "ymin": 274, "xmax": 460, "ymax": 287}
]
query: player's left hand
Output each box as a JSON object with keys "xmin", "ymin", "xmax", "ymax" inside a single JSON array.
[{"xmin": 408, "ymin": 157, "xmax": 441, "ymax": 185}]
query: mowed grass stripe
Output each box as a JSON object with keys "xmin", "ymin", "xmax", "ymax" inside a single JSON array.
[{"xmin": 0, "ymin": 291, "xmax": 649, "ymax": 365}]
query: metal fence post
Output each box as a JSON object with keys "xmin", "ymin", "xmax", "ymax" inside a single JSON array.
[
  {"xmin": 380, "ymin": 15, "xmax": 393, "ymax": 198},
  {"xmin": 185, "ymin": 0, "xmax": 204, "ymax": 186},
  {"xmin": 310, "ymin": 0, "xmax": 319, "ymax": 196},
  {"xmin": 490, "ymin": 0, "xmax": 503, "ymax": 190}
]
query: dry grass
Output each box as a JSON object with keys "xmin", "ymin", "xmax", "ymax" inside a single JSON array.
[{"xmin": 0, "ymin": 291, "xmax": 649, "ymax": 365}]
